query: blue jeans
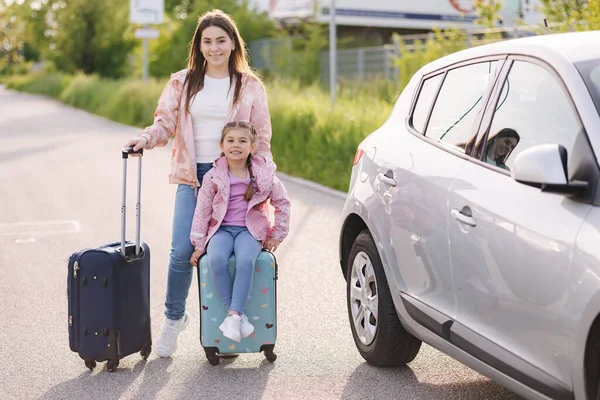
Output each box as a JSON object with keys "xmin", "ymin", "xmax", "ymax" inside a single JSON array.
[
  {"xmin": 164, "ymin": 163, "xmax": 213, "ymax": 321},
  {"xmin": 206, "ymin": 226, "xmax": 263, "ymax": 313}
]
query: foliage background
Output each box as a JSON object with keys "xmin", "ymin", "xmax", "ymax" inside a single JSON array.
[{"xmin": 2, "ymin": 0, "xmax": 600, "ymax": 191}]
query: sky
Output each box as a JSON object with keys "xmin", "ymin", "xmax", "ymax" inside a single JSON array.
[{"xmin": 250, "ymin": 0, "xmax": 270, "ymax": 13}]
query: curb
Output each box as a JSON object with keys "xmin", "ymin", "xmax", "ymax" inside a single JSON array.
[{"xmin": 275, "ymin": 172, "xmax": 348, "ymax": 200}]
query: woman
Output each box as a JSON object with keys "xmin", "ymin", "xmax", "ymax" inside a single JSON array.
[
  {"xmin": 124, "ymin": 9, "xmax": 273, "ymax": 358},
  {"xmin": 485, "ymin": 128, "xmax": 520, "ymax": 170}
]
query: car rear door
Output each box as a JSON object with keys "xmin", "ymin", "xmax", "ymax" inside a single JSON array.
[
  {"xmin": 447, "ymin": 56, "xmax": 593, "ymax": 397},
  {"xmin": 377, "ymin": 57, "xmax": 504, "ymax": 321}
]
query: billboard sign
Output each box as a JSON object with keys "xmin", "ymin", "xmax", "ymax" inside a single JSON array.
[
  {"xmin": 130, "ymin": 0, "xmax": 164, "ymax": 24},
  {"xmin": 269, "ymin": 0, "xmax": 542, "ymax": 30}
]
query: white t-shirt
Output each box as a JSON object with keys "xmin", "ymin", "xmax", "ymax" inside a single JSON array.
[{"xmin": 189, "ymin": 75, "xmax": 232, "ymax": 163}]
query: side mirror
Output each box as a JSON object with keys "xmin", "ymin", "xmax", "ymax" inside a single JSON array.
[{"xmin": 511, "ymin": 144, "xmax": 587, "ymax": 196}]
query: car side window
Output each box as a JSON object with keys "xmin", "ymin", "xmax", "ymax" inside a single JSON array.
[
  {"xmin": 425, "ymin": 61, "xmax": 498, "ymax": 153},
  {"xmin": 411, "ymin": 74, "xmax": 443, "ymax": 133},
  {"xmin": 482, "ymin": 60, "xmax": 582, "ymax": 172}
]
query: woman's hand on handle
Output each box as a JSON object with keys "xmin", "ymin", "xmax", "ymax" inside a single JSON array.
[
  {"xmin": 190, "ymin": 250, "xmax": 203, "ymax": 267},
  {"xmin": 263, "ymin": 239, "xmax": 281, "ymax": 253},
  {"xmin": 123, "ymin": 136, "xmax": 148, "ymax": 156}
]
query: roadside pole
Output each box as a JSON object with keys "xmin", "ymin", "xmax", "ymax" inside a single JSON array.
[
  {"xmin": 142, "ymin": 24, "xmax": 149, "ymax": 82},
  {"xmin": 329, "ymin": 0, "xmax": 337, "ymax": 108},
  {"xmin": 130, "ymin": 0, "xmax": 164, "ymax": 82}
]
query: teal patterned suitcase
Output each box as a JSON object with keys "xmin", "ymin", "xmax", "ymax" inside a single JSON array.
[{"xmin": 197, "ymin": 251, "xmax": 278, "ymax": 365}]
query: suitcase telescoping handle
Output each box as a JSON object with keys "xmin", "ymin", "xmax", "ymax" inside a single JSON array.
[{"xmin": 121, "ymin": 147, "xmax": 144, "ymax": 256}]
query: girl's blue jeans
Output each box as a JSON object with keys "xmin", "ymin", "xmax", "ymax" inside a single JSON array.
[
  {"xmin": 164, "ymin": 163, "xmax": 212, "ymax": 321},
  {"xmin": 206, "ymin": 226, "xmax": 263, "ymax": 313}
]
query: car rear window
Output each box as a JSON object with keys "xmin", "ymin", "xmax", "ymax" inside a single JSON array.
[
  {"xmin": 425, "ymin": 61, "xmax": 498, "ymax": 153},
  {"xmin": 576, "ymin": 59, "xmax": 600, "ymax": 116},
  {"xmin": 411, "ymin": 74, "xmax": 443, "ymax": 133}
]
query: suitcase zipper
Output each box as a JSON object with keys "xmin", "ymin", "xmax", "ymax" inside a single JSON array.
[{"xmin": 68, "ymin": 255, "xmax": 83, "ymax": 351}]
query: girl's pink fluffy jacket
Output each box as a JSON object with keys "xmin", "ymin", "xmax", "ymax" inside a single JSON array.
[{"xmin": 190, "ymin": 155, "xmax": 291, "ymax": 254}]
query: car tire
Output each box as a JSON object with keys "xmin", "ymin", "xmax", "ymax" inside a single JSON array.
[{"xmin": 346, "ymin": 230, "xmax": 422, "ymax": 367}]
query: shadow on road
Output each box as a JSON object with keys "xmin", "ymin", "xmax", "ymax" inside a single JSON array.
[
  {"xmin": 0, "ymin": 141, "xmax": 70, "ymax": 163},
  {"xmin": 342, "ymin": 363, "xmax": 523, "ymax": 400},
  {"xmin": 173, "ymin": 355, "xmax": 276, "ymax": 399},
  {"xmin": 39, "ymin": 357, "xmax": 173, "ymax": 399}
]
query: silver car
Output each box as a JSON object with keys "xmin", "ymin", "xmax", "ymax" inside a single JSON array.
[{"xmin": 339, "ymin": 31, "xmax": 600, "ymax": 400}]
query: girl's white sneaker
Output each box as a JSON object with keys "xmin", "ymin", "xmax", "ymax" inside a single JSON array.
[
  {"xmin": 240, "ymin": 314, "xmax": 255, "ymax": 340},
  {"xmin": 219, "ymin": 315, "xmax": 242, "ymax": 343}
]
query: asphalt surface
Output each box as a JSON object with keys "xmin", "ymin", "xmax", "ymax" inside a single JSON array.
[{"xmin": 0, "ymin": 86, "xmax": 522, "ymax": 399}]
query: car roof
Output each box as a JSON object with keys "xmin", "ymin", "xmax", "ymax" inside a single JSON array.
[{"xmin": 421, "ymin": 30, "xmax": 600, "ymax": 75}]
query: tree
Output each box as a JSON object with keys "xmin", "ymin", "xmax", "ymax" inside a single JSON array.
[
  {"xmin": 0, "ymin": 0, "xmax": 56, "ymax": 69},
  {"xmin": 0, "ymin": 1, "xmax": 25, "ymax": 70},
  {"xmin": 539, "ymin": 0, "xmax": 599, "ymax": 31},
  {"xmin": 474, "ymin": 0, "xmax": 504, "ymax": 28},
  {"xmin": 149, "ymin": 0, "xmax": 276, "ymax": 77},
  {"xmin": 271, "ymin": 22, "xmax": 328, "ymax": 84},
  {"xmin": 49, "ymin": 0, "xmax": 135, "ymax": 78}
]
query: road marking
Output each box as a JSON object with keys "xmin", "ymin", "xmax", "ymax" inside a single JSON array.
[
  {"xmin": 0, "ymin": 220, "xmax": 80, "ymax": 236},
  {"xmin": 15, "ymin": 238, "xmax": 36, "ymax": 244}
]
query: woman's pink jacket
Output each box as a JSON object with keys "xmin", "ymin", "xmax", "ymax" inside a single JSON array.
[{"xmin": 139, "ymin": 69, "xmax": 273, "ymax": 187}]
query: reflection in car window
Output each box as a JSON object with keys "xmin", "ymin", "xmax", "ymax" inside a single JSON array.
[
  {"xmin": 575, "ymin": 59, "xmax": 600, "ymax": 115},
  {"xmin": 425, "ymin": 61, "xmax": 497, "ymax": 153},
  {"xmin": 579, "ymin": 61, "xmax": 600, "ymax": 113},
  {"xmin": 412, "ymin": 74, "xmax": 443, "ymax": 133},
  {"xmin": 483, "ymin": 61, "xmax": 582, "ymax": 171},
  {"xmin": 590, "ymin": 65, "xmax": 600, "ymax": 94}
]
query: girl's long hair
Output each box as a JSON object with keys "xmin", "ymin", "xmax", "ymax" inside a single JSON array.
[
  {"xmin": 221, "ymin": 121, "xmax": 258, "ymax": 201},
  {"xmin": 183, "ymin": 9, "xmax": 263, "ymax": 113}
]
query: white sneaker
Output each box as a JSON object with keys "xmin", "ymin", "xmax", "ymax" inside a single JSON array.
[
  {"xmin": 240, "ymin": 314, "xmax": 255, "ymax": 340},
  {"xmin": 154, "ymin": 312, "xmax": 190, "ymax": 358},
  {"xmin": 219, "ymin": 315, "xmax": 242, "ymax": 343}
]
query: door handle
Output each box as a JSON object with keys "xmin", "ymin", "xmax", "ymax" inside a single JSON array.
[
  {"xmin": 377, "ymin": 171, "xmax": 396, "ymax": 187},
  {"xmin": 451, "ymin": 209, "xmax": 477, "ymax": 227}
]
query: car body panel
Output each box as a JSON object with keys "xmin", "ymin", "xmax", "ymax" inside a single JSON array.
[
  {"xmin": 571, "ymin": 208, "xmax": 600, "ymax": 400},
  {"xmin": 448, "ymin": 160, "xmax": 590, "ymax": 386},
  {"xmin": 378, "ymin": 127, "xmax": 465, "ymax": 317}
]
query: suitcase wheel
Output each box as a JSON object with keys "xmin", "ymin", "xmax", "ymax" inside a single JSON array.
[
  {"xmin": 263, "ymin": 345, "xmax": 277, "ymax": 363},
  {"xmin": 140, "ymin": 345, "xmax": 152, "ymax": 360},
  {"xmin": 204, "ymin": 348, "xmax": 220, "ymax": 366},
  {"xmin": 106, "ymin": 359, "xmax": 119, "ymax": 372},
  {"xmin": 84, "ymin": 360, "xmax": 96, "ymax": 371}
]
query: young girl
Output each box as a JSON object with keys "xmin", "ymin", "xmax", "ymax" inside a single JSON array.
[
  {"xmin": 123, "ymin": 10, "xmax": 274, "ymax": 358},
  {"xmin": 189, "ymin": 121, "xmax": 291, "ymax": 343}
]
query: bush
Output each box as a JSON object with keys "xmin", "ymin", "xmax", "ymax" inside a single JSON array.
[
  {"xmin": 268, "ymin": 79, "xmax": 392, "ymax": 191},
  {"xmin": 59, "ymin": 74, "xmax": 121, "ymax": 113},
  {"xmin": 4, "ymin": 74, "xmax": 36, "ymax": 90},
  {"xmin": 4, "ymin": 73, "xmax": 73, "ymax": 98},
  {"xmin": 6, "ymin": 72, "xmax": 394, "ymax": 192},
  {"xmin": 100, "ymin": 80, "xmax": 164, "ymax": 127}
]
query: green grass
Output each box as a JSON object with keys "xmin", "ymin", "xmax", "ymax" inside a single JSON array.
[
  {"xmin": 5, "ymin": 73, "xmax": 73, "ymax": 98},
  {"xmin": 4, "ymin": 73, "xmax": 396, "ymax": 192},
  {"xmin": 268, "ymin": 79, "xmax": 392, "ymax": 190}
]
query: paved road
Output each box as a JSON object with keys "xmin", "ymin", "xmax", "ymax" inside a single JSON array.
[{"xmin": 0, "ymin": 87, "xmax": 522, "ymax": 399}]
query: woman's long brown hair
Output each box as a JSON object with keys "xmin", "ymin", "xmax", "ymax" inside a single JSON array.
[
  {"xmin": 220, "ymin": 121, "xmax": 258, "ymax": 201},
  {"xmin": 183, "ymin": 9, "xmax": 263, "ymax": 113}
]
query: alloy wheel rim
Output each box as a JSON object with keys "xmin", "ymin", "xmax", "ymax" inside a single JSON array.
[{"xmin": 350, "ymin": 251, "xmax": 378, "ymax": 345}]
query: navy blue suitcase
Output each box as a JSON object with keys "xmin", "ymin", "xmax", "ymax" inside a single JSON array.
[{"xmin": 67, "ymin": 148, "xmax": 151, "ymax": 371}]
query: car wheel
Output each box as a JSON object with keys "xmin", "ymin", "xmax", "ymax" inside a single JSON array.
[{"xmin": 347, "ymin": 230, "xmax": 422, "ymax": 367}]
